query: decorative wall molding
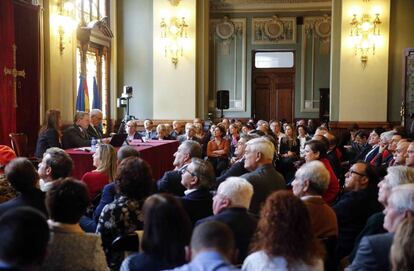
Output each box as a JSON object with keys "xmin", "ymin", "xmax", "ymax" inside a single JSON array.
[
  {"xmin": 252, "ymin": 16, "xmax": 296, "ymax": 44},
  {"xmin": 210, "ymin": 0, "xmax": 331, "ymax": 13},
  {"xmin": 210, "ymin": 17, "xmax": 247, "ymax": 112},
  {"xmin": 304, "ymin": 15, "xmax": 331, "ymax": 46},
  {"xmin": 300, "ymin": 15, "xmax": 331, "ymax": 113}
]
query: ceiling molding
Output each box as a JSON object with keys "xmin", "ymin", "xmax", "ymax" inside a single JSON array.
[{"xmin": 210, "ymin": 0, "xmax": 331, "ymax": 13}]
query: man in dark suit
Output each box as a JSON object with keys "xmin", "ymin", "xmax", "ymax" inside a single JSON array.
[
  {"xmin": 177, "ymin": 123, "xmax": 201, "ymax": 144},
  {"xmin": 157, "ymin": 140, "xmax": 202, "ymax": 196},
  {"xmin": 62, "ymin": 111, "xmax": 91, "ymax": 149},
  {"xmin": 139, "ymin": 119, "xmax": 157, "ymax": 140},
  {"xmin": 180, "ymin": 158, "xmax": 214, "ymax": 225},
  {"xmin": 196, "ymin": 177, "xmax": 257, "ymax": 264},
  {"xmin": 347, "ymin": 183, "xmax": 414, "ymax": 271},
  {"xmin": 333, "ymin": 162, "xmax": 382, "ymax": 259},
  {"xmin": 0, "ymin": 158, "xmax": 47, "ymax": 216},
  {"xmin": 241, "ymin": 137, "xmax": 285, "ymax": 215},
  {"xmin": 216, "ymin": 134, "xmax": 256, "ymax": 185},
  {"xmin": 87, "ymin": 109, "xmax": 103, "ymax": 139}
]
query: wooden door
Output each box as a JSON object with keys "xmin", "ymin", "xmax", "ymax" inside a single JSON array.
[
  {"xmin": 14, "ymin": 1, "xmax": 40, "ymax": 154},
  {"xmin": 252, "ymin": 54, "xmax": 295, "ymax": 122}
]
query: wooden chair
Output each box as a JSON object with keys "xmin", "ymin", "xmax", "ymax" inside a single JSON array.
[
  {"xmin": 9, "ymin": 133, "xmax": 29, "ymax": 157},
  {"xmin": 9, "ymin": 133, "xmax": 40, "ymax": 166}
]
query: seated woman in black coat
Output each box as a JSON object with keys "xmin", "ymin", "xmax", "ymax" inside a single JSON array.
[
  {"xmin": 35, "ymin": 109, "xmax": 62, "ymax": 158},
  {"xmin": 120, "ymin": 193, "xmax": 192, "ymax": 271},
  {"xmin": 278, "ymin": 124, "xmax": 300, "ymax": 181}
]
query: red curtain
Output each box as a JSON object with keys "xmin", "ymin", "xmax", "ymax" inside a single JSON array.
[{"xmin": 0, "ymin": 0, "xmax": 16, "ymax": 146}]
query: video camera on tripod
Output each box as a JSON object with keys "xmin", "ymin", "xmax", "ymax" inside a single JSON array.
[{"xmin": 117, "ymin": 86, "xmax": 136, "ymax": 133}]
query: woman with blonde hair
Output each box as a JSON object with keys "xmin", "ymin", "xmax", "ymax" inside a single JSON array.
[
  {"xmin": 390, "ymin": 216, "xmax": 414, "ymax": 271},
  {"xmin": 243, "ymin": 190, "xmax": 324, "ymax": 271},
  {"xmin": 81, "ymin": 143, "xmax": 117, "ymax": 200},
  {"xmin": 35, "ymin": 109, "xmax": 62, "ymax": 158}
]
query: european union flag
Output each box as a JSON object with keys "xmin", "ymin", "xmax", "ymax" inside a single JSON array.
[{"xmin": 92, "ymin": 76, "xmax": 101, "ymax": 109}]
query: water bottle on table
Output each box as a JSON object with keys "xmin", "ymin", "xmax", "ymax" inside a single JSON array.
[{"xmin": 91, "ymin": 137, "xmax": 97, "ymax": 152}]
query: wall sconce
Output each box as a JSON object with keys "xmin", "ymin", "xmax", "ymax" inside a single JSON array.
[
  {"xmin": 160, "ymin": 0, "xmax": 189, "ymax": 68},
  {"xmin": 54, "ymin": 0, "xmax": 77, "ymax": 55},
  {"xmin": 349, "ymin": 1, "xmax": 382, "ymax": 66}
]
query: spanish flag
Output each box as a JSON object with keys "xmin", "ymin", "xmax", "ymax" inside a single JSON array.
[{"xmin": 76, "ymin": 75, "xmax": 90, "ymax": 112}]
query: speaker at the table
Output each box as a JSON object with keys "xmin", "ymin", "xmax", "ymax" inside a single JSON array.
[{"xmin": 216, "ymin": 90, "xmax": 229, "ymax": 110}]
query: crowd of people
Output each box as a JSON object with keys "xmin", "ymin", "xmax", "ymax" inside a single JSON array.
[{"xmin": 1, "ymin": 111, "xmax": 414, "ymax": 271}]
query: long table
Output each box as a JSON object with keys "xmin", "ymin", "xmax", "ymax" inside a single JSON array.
[{"xmin": 66, "ymin": 140, "xmax": 179, "ymax": 180}]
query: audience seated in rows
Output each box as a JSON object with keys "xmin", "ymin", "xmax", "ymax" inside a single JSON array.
[
  {"xmin": 97, "ymin": 157, "xmax": 154, "ymax": 269},
  {"xmin": 121, "ymin": 194, "xmax": 192, "ymax": 271},
  {"xmin": 42, "ymin": 178, "xmax": 107, "ymax": 271},
  {"xmin": 242, "ymin": 190, "xmax": 324, "ymax": 271},
  {"xmin": 80, "ymin": 145, "xmax": 140, "ymax": 233},
  {"xmin": 347, "ymin": 183, "xmax": 414, "ymax": 270},
  {"xmin": 0, "ymin": 207, "xmax": 50, "ymax": 270},
  {"xmin": 157, "ymin": 140, "xmax": 202, "ymax": 196},
  {"xmin": 197, "ymin": 177, "xmax": 258, "ymax": 264},
  {"xmin": 0, "ymin": 158, "xmax": 46, "ymax": 216},
  {"xmin": 348, "ymin": 166, "xmax": 414, "ymax": 262}
]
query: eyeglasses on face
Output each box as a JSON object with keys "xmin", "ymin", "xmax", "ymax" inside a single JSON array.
[
  {"xmin": 179, "ymin": 167, "xmax": 196, "ymax": 176},
  {"xmin": 348, "ymin": 169, "xmax": 365, "ymax": 177}
]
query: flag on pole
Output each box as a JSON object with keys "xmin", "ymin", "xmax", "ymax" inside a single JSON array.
[
  {"xmin": 75, "ymin": 75, "xmax": 90, "ymax": 112},
  {"xmin": 92, "ymin": 76, "xmax": 101, "ymax": 109}
]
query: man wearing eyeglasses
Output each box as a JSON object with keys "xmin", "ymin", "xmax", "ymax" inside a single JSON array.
[
  {"xmin": 157, "ymin": 140, "xmax": 202, "ymax": 196},
  {"xmin": 333, "ymin": 162, "xmax": 382, "ymax": 259}
]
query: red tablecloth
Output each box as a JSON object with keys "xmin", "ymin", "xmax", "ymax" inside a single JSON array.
[{"xmin": 66, "ymin": 140, "xmax": 179, "ymax": 180}]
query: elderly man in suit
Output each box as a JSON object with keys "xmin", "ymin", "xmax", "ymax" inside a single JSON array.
[
  {"xmin": 180, "ymin": 158, "xmax": 214, "ymax": 225},
  {"xmin": 62, "ymin": 111, "xmax": 91, "ymax": 149},
  {"xmin": 157, "ymin": 140, "xmax": 202, "ymax": 196},
  {"xmin": 177, "ymin": 123, "xmax": 201, "ymax": 144},
  {"xmin": 139, "ymin": 119, "xmax": 157, "ymax": 140},
  {"xmin": 347, "ymin": 183, "xmax": 414, "ymax": 271},
  {"xmin": 292, "ymin": 160, "xmax": 338, "ymax": 239},
  {"xmin": 240, "ymin": 137, "xmax": 285, "ymax": 215},
  {"xmin": 87, "ymin": 109, "xmax": 103, "ymax": 139},
  {"xmin": 196, "ymin": 177, "xmax": 257, "ymax": 264}
]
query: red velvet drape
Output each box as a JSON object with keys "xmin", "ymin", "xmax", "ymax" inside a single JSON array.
[{"xmin": 0, "ymin": 0, "xmax": 16, "ymax": 146}]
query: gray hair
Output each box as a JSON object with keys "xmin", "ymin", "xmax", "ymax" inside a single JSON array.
[
  {"xmin": 389, "ymin": 184, "xmax": 414, "ymax": 213},
  {"xmin": 381, "ymin": 130, "xmax": 396, "ymax": 142},
  {"xmin": 90, "ymin": 109, "xmax": 102, "ymax": 117},
  {"xmin": 245, "ymin": 137, "xmax": 274, "ymax": 161},
  {"xmin": 73, "ymin": 111, "xmax": 88, "ymax": 123},
  {"xmin": 217, "ymin": 177, "xmax": 253, "ymax": 209},
  {"xmin": 191, "ymin": 158, "xmax": 215, "ymax": 189},
  {"xmin": 295, "ymin": 160, "xmax": 330, "ymax": 195},
  {"xmin": 386, "ymin": 166, "xmax": 414, "ymax": 189},
  {"xmin": 180, "ymin": 140, "xmax": 202, "ymax": 159}
]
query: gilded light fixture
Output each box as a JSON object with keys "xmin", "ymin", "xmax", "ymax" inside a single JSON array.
[
  {"xmin": 160, "ymin": 0, "xmax": 189, "ymax": 68},
  {"xmin": 55, "ymin": 0, "xmax": 77, "ymax": 55},
  {"xmin": 349, "ymin": 0, "xmax": 382, "ymax": 66}
]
